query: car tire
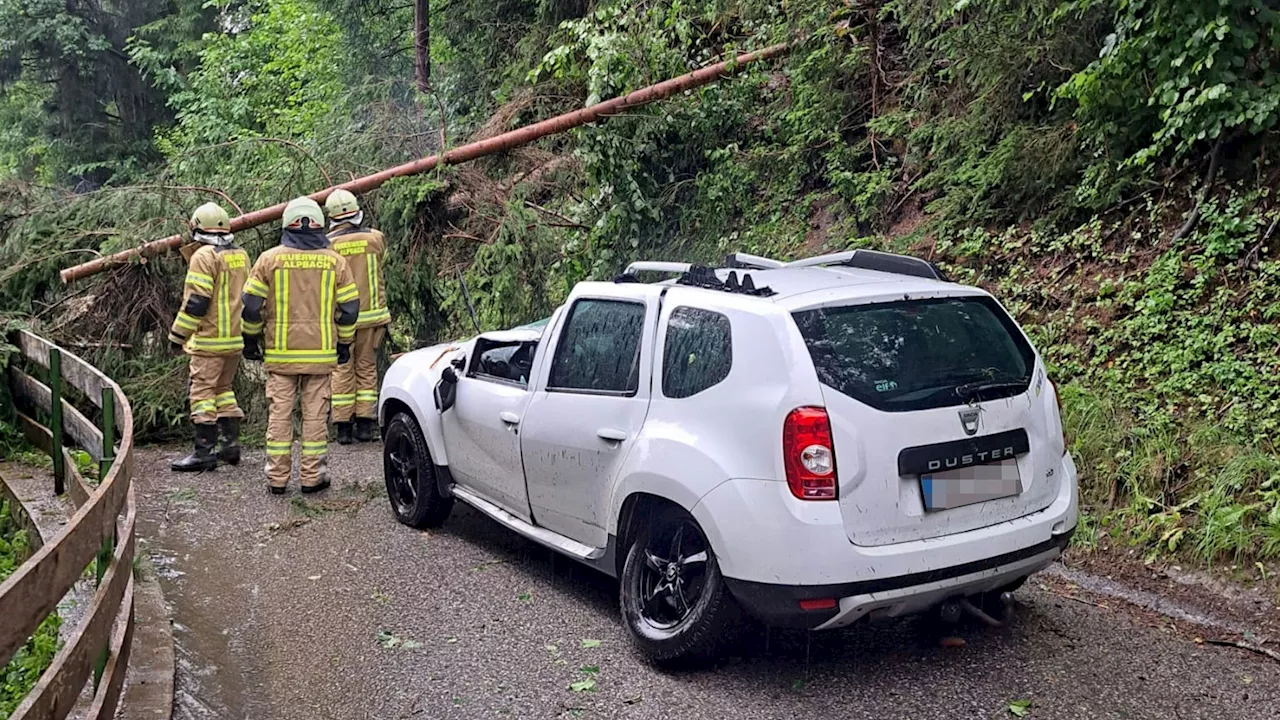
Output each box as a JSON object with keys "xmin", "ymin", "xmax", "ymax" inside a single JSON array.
[
  {"xmin": 619, "ymin": 508, "xmax": 740, "ymax": 669},
  {"xmin": 383, "ymin": 412, "xmax": 453, "ymax": 529}
]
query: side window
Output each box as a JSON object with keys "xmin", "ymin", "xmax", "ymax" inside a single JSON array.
[
  {"xmin": 469, "ymin": 340, "xmax": 538, "ymax": 387},
  {"xmin": 662, "ymin": 307, "xmax": 733, "ymax": 399},
  {"xmin": 548, "ymin": 299, "xmax": 646, "ymax": 395}
]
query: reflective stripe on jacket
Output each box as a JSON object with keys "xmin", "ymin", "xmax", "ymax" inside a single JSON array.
[
  {"xmin": 328, "ymin": 226, "xmax": 391, "ymax": 329},
  {"xmin": 243, "ymin": 246, "xmax": 358, "ymax": 375},
  {"xmin": 170, "ymin": 245, "xmax": 250, "ymax": 356}
]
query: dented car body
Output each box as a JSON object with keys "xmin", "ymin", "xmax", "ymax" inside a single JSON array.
[{"xmin": 379, "ymin": 250, "xmax": 1078, "ymax": 665}]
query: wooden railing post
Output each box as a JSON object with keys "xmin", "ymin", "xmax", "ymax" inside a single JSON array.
[
  {"xmin": 49, "ymin": 347, "xmax": 65, "ymax": 496},
  {"xmin": 1, "ymin": 330, "xmax": 138, "ymax": 719}
]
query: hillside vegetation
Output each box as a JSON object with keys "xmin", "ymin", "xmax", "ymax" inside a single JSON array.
[{"xmin": 0, "ymin": 0, "xmax": 1278, "ymax": 570}]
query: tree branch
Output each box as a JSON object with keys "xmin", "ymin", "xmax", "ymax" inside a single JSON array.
[{"xmin": 1171, "ymin": 136, "xmax": 1225, "ymax": 244}]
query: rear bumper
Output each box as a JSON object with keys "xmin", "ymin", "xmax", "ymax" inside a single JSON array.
[
  {"xmin": 692, "ymin": 452, "xmax": 1079, "ymax": 629},
  {"xmin": 723, "ymin": 529, "xmax": 1071, "ymax": 629}
]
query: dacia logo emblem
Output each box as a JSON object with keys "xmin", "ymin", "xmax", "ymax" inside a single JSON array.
[{"xmin": 958, "ymin": 408, "xmax": 981, "ymax": 436}]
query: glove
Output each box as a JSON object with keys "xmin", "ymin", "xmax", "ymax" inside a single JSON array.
[
  {"xmin": 243, "ymin": 335, "xmax": 263, "ymax": 361},
  {"xmin": 168, "ymin": 336, "xmax": 186, "ymax": 354},
  {"xmin": 337, "ymin": 343, "xmax": 351, "ymax": 365}
]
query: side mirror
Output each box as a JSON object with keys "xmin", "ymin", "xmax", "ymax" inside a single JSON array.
[
  {"xmin": 451, "ymin": 356, "xmax": 466, "ymax": 371},
  {"xmin": 435, "ymin": 367, "xmax": 459, "ymax": 413}
]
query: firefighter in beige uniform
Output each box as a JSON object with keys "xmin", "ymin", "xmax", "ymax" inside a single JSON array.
[
  {"xmin": 168, "ymin": 202, "xmax": 249, "ymax": 472},
  {"xmin": 241, "ymin": 197, "xmax": 360, "ymax": 494},
  {"xmin": 325, "ymin": 189, "xmax": 391, "ymax": 444}
]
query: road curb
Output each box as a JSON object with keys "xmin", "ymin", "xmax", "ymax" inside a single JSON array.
[
  {"xmin": 118, "ymin": 554, "xmax": 176, "ymax": 720},
  {"xmin": 1, "ymin": 461, "xmax": 176, "ymax": 720}
]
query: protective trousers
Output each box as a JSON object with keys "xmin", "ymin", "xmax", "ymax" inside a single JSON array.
[
  {"xmin": 331, "ymin": 326, "xmax": 385, "ymax": 422},
  {"xmin": 189, "ymin": 355, "xmax": 243, "ymax": 424},
  {"xmin": 265, "ymin": 372, "xmax": 332, "ymax": 489}
]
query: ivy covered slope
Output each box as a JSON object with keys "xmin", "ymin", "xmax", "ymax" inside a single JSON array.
[
  {"xmin": 0, "ymin": 501, "xmax": 60, "ymax": 717},
  {"xmin": 0, "ymin": 0, "xmax": 1278, "ymax": 570}
]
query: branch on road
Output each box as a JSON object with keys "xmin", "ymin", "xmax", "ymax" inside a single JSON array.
[{"xmin": 1204, "ymin": 638, "xmax": 1280, "ymax": 664}]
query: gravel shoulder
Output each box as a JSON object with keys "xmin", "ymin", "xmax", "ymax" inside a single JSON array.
[{"xmin": 130, "ymin": 444, "xmax": 1280, "ymax": 720}]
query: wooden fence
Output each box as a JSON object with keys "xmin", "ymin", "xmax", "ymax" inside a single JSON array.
[{"xmin": 1, "ymin": 330, "xmax": 137, "ymax": 720}]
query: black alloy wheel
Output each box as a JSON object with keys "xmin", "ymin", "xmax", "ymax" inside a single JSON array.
[
  {"xmin": 382, "ymin": 413, "xmax": 453, "ymax": 528},
  {"xmin": 620, "ymin": 508, "xmax": 740, "ymax": 668}
]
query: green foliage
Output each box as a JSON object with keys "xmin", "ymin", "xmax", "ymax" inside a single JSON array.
[
  {"xmin": 157, "ymin": 0, "xmax": 346, "ymax": 150},
  {"xmin": 944, "ymin": 183, "xmax": 1280, "ymax": 564},
  {"xmin": 1057, "ymin": 0, "xmax": 1280, "ymax": 168},
  {"xmin": 0, "ymin": 501, "xmax": 62, "ymax": 717},
  {"xmin": 0, "ymin": 0, "xmax": 187, "ymax": 183}
]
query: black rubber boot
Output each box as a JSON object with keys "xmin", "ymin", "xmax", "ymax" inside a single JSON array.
[
  {"xmin": 336, "ymin": 422, "xmax": 354, "ymax": 445},
  {"xmin": 170, "ymin": 424, "xmax": 218, "ymax": 472},
  {"xmin": 216, "ymin": 417, "xmax": 241, "ymax": 466},
  {"xmin": 301, "ymin": 477, "xmax": 331, "ymax": 494},
  {"xmin": 354, "ymin": 418, "xmax": 376, "ymax": 443}
]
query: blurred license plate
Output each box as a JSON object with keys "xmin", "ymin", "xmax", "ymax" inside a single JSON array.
[{"xmin": 920, "ymin": 459, "xmax": 1021, "ymax": 511}]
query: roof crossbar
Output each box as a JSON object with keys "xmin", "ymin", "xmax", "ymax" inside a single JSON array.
[{"xmin": 723, "ymin": 252, "xmax": 784, "ymax": 270}]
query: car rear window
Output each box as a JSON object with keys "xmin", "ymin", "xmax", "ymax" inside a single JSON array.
[{"xmin": 792, "ymin": 296, "xmax": 1035, "ymax": 412}]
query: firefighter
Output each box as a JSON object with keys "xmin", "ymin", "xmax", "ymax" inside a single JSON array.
[
  {"xmin": 169, "ymin": 202, "xmax": 250, "ymax": 472},
  {"xmin": 324, "ymin": 189, "xmax": 391, "ymax": 444},
  {"xmin": 242, "ymin": 197, "xmax": 360, "ymax": 494}
]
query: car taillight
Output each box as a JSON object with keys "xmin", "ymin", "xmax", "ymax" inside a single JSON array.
[{"xmin": 783, "ymin": 407, "xmax": 838, "ymax": 501}]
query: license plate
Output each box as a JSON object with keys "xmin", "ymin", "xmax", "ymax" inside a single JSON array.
[{"xmin": 920, "ymin": 459, "xmax": 1021, "ymax": 511}]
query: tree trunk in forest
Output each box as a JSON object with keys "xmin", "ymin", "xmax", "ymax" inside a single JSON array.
[{"xmin": 414, "ymin": 0, "xmax": 430, "ymax": 93}]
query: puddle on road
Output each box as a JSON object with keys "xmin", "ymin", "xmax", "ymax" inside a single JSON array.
[{"xmin": 139, "ymin": 516, "xmax": 265, "ymax": 719}]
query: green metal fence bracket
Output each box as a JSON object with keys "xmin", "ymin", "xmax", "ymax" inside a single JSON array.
[
  {"xmin": 49, "ymin": 347, "xmax": 64, "ymax": 496},
  {"xmin": 99, "ymin": 386, "xmax": 115, "ymax": 487},
  {"xmin": 93, "ymin": 385, "xmax": 117, "ymax": 689}
]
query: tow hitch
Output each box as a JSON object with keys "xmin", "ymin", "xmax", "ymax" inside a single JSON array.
[{"xmin": 939, "ymin": 591, "xmax": 1015, "ymax": 628}]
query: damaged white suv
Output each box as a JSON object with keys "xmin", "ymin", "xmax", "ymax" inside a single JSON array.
[{"xmin": 379, "ymin": 249, "xmax": 1078, "ymax": 666}]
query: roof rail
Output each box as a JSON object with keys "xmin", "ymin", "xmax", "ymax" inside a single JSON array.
[
  {"xmin": 787, "ymin": 249, "xmax": 947, "ymax": 281},
  {"xmin": 622, "ymin": 261, "xmax": 693, "ymax": 276},
  {"xmin": 723, "ymin": 252, "xmax": 784, "ymax": 270}
]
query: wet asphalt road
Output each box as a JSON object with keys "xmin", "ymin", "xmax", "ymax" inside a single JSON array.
[{"xmin": 131, "ymin": 444, "xmax": 1280, "ymax": 720}]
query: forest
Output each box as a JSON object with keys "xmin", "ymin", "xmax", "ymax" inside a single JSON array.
[{"xmin": 0, "ymin": 0, "xmax": 1278, "ymax": 571}]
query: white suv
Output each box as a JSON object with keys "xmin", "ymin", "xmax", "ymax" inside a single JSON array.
[{"xmin": 378, "ymin": 250, "xmax": 1078, "ymax": 666}]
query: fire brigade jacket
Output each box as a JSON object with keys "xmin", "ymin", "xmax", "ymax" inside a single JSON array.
[
  {"xmin": 169, "ymin": 244, "xmax": 250, "ymax": 356},
  {"xmin": 241, "ymin": 231, "xmax": 360, "ymax": 375},
  {"xmin": 328, "ymin": 223, "xmax": 391, "ymax": 330}
]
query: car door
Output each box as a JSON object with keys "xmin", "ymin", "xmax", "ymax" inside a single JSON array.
[
  {"xmin": 519, "ymin": 284, "xmax": 661, "ymax": 548},
  {"xmin": 441, "ymin": 336, "xmax": 539, "ymax": 521}
]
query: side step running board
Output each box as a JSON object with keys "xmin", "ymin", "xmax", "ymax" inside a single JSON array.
[{"xmin": 450, "ymin": 486, "xmax": 605, "ymax": 562}]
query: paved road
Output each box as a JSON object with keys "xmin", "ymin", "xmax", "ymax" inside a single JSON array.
[{"xmin": 131, "ymin": 444, "xmax": 1280, "ymax": 720}]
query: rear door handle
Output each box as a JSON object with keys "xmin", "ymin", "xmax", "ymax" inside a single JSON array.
[
  {"xmin": 499, "ymin": 411, "xmax": 521, "ymax": 426},
  {"xmin": 597, "ymin": 428, "xmax": 628, "ymax": 443}
]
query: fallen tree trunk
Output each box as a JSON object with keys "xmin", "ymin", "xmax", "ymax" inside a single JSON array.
[{"xmin": 61, "ymin": 42, "xmax": 791, "ymax": 284}]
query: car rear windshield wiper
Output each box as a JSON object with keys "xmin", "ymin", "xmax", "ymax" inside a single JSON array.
[{"xmin": 955, "ymin": 379, "xmax": 1027, "ymax": 400}]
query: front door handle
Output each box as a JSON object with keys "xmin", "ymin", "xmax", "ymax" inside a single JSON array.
[
  {"xmin": 597, "ymin": 428, "xmax": 628, "ymax": 443},
  {"xmin": 499, "ymin": 411, "xmax": 521, "ymax": 426}
]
